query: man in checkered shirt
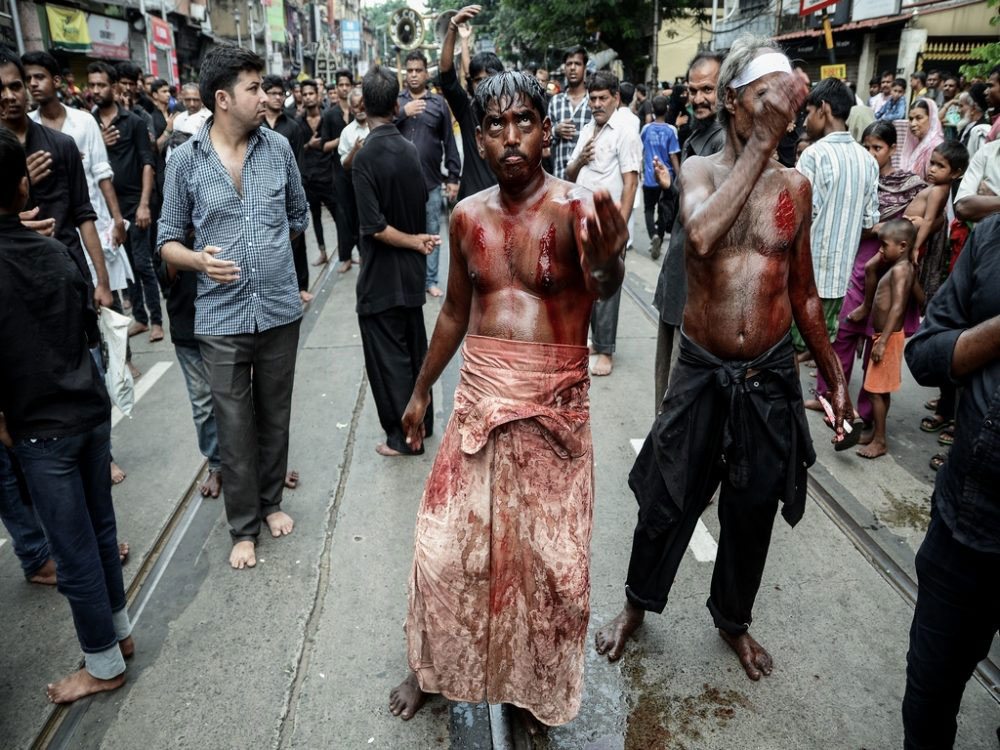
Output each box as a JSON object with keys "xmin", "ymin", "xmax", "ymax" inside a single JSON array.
[
  {"xmin": 547, "ymin": 47, "xmax": 591, "ymax": 179},
  {"xmin": 158, "ymin": 45, "xmax": 309, "ymax": 571}
]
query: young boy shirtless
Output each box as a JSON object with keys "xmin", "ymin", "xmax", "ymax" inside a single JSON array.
[{"xmin": 852, "ymin": 219, "xmax": 917, "ymax": 458}]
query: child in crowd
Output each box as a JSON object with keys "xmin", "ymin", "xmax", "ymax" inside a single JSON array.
[
  {"xmin": 855, "ymin": 219, "xmax": 917, "ymax": 459},
  {"xmin": 640, "ymin": 94, "xmax": 680, "ymax": 259}
]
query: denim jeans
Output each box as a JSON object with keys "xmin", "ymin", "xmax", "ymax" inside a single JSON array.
[
  {"xmin": 424, "ymin": 185, "xmax": 443, "ymax": 289},
  {"xmin": 175, "ymin": 344, "xmax": 222, "ymax": 470},
  {"xmin": 12, "ymin": 420, "xmax": 130, "ymax": 678},
  {"xmin": 0, "ymin": 446, "xmax": 49, "ymax": 577}
]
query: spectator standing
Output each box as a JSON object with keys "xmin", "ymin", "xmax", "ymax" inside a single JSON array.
[
  {"xmin": 958, "ymin": 84, "xmax": 992, "ymax": 160},
  {"xmin": 954, "ymin": 137, "xmax": 1000, "ymax": 223},
  {"xmin": 877, "ymin": 78, "xmax": 908, "ymax": 122},
  {"xmin": 938, "ymin": 74, "xmax": 962, "ymax": 139},
  {"xmin": 925, "ymin": 69, "xmax": 945, "ymax": 108},
  {"xmin": 169, "ymin": 82, "xmax": 211, "ymax": 154},
  {"xmin": 296, "ymin": 79, "xmax": 339, "ymax": 267},
  {"xmin": 337, "ymin": 86, "xmax": 369, "ymax": 272},
  {"xmin": 353, "ymin": 65, "xmax": 436, "ymax": 457},
  {"xmin": 396, "ymin": 50, "xmax": 461, "ymax": 298},
  {"xmin": 869, "ymin": 71, "xmax": 894, "ymax": 113},
  {"xmin": 115, "ymin": 62, "xmax": 155, "ymax": 141},
  {"xmin": 158, "ymin": 45, "xmax": 309, "ymax": 570},
  {"xmin": 548, "ymin": 46, "xmax": 591, "ymax": 180},
  {"xmin": 640, "ymin": 95, "xmax": 681, "ymax": 258},
  {"xmin": 328, "ymin": 70, "xmax": 357, "ymax": 274},
  {"xmin": 566, "ymin": 71, "xmax": 641, "ymax": 377},
  {"xmin": 0, "ymin": 127, "xmax": 133, "ymax": 704},
  {"xmin": 795, "ymin": 78, "xmax": 880, "ymax": 357},
  {"xmin": 910, "ymin": 71, "xmax": 929, "ymax": 106},
  {"xmin": 88, "ymin": 62, "xmax": 162, "ymax": 342},
  {"xmin": 901, "ymin": 98, "xmax": 944, "ymax": 181}
]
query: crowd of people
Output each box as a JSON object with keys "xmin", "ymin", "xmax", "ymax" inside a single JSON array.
[{"xmin": 0, "ymin": 4, "xmax": 998, "ymax": 748}]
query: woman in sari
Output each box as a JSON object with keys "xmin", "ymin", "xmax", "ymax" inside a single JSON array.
[
  {"xmin": 810, "ymin": 121, "xmax": 925, "ymax": 425},
  {"xmin": 900, "ymin": 97, "xmax": 943, "ymax": 181}
]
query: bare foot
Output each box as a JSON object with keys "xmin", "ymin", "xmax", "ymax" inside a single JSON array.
[
  {"xmin": 512, "ymin": 705, "xmax": 547, "ymax": 737},
  {"xmin": 127, "ymin": 362, "xmax": 142, "ymax": 380},
  {"xmin": 265, "ymin": 510, "xmax": 294, "ymax": 538},
  {"xmin": 803, "ymin": 398, "xmax": 823, "ymax": 412},
  {"xmin": 200, "ymin": 469, "xmax": 222, "ymax": 498},
  {"xmin": 119, "ymin": 635, "xmax": 135, "ymax": 659},
  {"xmin": 127, "ymin": 321, "xmax": 148, "ymax": 338},
  {"xmin": 595, "ymin": 600, "xmax": 645, "ymax": 661},
  {"xmin": 119, "ymin": 542, "xmax": 129, "ymax": 564},
  {"xmin": 337, "ymin": 260, "xmax": 352, "ymax": 274},
  {"xmin": 375, "ymin": 443, "xmax": 404, "ymax": 457},
  {"xmin": 856, "ymin": 439, "xmax": 887, "ymax": 459},
  {"xmin": 313, "ymin": 250, "xmax": 329, "ymax": 266},
  {"xmin": 588, "ymin": 344, "xmax": 597, "ymax": 355},
  {"xmin": 720, "ymin": 630, "xmax": 773, "ymax": 681},
  {"xmin": 111, "ymin": 461, "xmax": 126, "ymax": 485},
  {"xmin": 28, "ymin": 558, "xmax": 57, "ymax": 585},
  {"xmin": 148, "ymin": 324, "xmax": 164, "ymax": 343},
  {"xmin": 858, "ymin": 427, "xmax": 875, "ymax": 446},
  {"xmin": 284, "ymin": 470, "xmax": 300, "ymax": 489},
  {"xmin": 591, "ymin": 353, "xmax": 613, "ymax": 377},
  {"xmin": 389, "ymin": 672, "xmax": 427, "ymax": 720},
  {"xmin": 426, "ymin": 286, "xmax": 443, "ymax": 298},
  {"xmin": 229, "ymin": 541, "xmax": 257, "ymax": 569},
  {"xmin": 299, "ymin": 290, "xmax": 315, "ymax": 304},
  {"xmin": 47, "ymin": 668, "xmax": 125, "ymax": 704}
]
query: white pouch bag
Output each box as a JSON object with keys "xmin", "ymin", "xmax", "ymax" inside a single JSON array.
[{"xmin": 98, "ymin": 307, "xmax": 135, "ymax": 416}]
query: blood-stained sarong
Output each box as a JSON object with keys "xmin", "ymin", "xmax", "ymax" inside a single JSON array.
[{"xmin": 405, "ymin": 334, "xmax": 593, "ymax": 727}]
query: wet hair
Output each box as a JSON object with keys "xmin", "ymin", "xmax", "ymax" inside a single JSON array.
[
  {"xmin": 651, "ymin": 94, "xmax": 669, "ymax": 117},
  {"xmin": 805, "ymin": 77, "xmax": 854, "ymax": 120},
  {"xmin": 404, "ymin": 50, "xmax": 428, "ymax": 69},
  {"xmin": 933, "ymin": 140, "xmax": 969, "ymax": 175},
  {"xmin": 199, "ymin": 44, "xmax": 264, "ymax": 114},
  {"xmin": 473, "ymin": 70, "xmax": 547, "ymax": 125},
  {"xmin": 87, "ymin": 61, "xmax": 117, "ymax": 84},
  {"xmin": 619, "ymin": 81, "xmax": 635, "ymax": 106},
  {"xmin": 588, "ymin": 70, "xmax": 618, "ymax": 96},
  {"xmin": 688, "ymin": 50, "xmax": 724, "ymax": 77},
  {"xmin": 469, "ymin": 52, "xmax": 503, "ymax": 83},
  {"xmin": 880, "ymin": 218, "xmax": 916, "ymax": 246},
  {"xmin": 300, "ymin": 78, "xmax": 319, "ymax": 94},
  {"xmin": 261, "ymin": 74, "xmax": 284, "ymax": 93},
  {"xmin": 892, "ymin": 77, "xmax": 907, "ymax": 89},
  {"xmin": 334, "ymin": 69, "xmax": 352, "ymax": 85},
  {"xmin": 0, "ymin": 126, "xmax": 26, "ymax": 209},
  {"xmin": 150, "ymin": 77, "xmax": 169, "ymax": 95},
  {"xmin": 862, "ymin": 119, "xmax": 897, "ymax": 147},
  {"xmin": 21, "ymin": 51, "xmax": 59, "ymax": 78},
  {"xmin": 910, "ymin": 99, "xmax": 931, "ymax": 115},
  {"xmin": 116, "ymin": 61, "xmax": 142, "ymax": 83},
  {"xmin": 562, "ymin": 46, "xmax": 588, "ymax": 65},
  {"xmin": 362, "ymin": 65, "xmax": 399, "ymax": 118},
  {"xmin": 910, "ymin": 70, "xmax": 926, "ymax": 85},
  {"xmin": 717, "ymin": 34, "xmax": 779, "ymax": 126},
  {"xmin": 969, "ymin": 83, "xmax": 989, "ymax": 113}
]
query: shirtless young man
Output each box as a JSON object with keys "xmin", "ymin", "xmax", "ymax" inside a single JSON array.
[
  {"xmin": 388, "ymin": 71, "xmax": 627, "ymax": 734},
  {"xmin": 595, "ymin": 36, "xmax": 853, "ymax": 679}
]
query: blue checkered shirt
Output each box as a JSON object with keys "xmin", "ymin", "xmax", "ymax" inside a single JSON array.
[
  {"xmin": 157, "ymin": 120, "xmax": 310, "ymax": 336},
  {"xmin": 547, "ymin": 92, "xmax": 592, "ymax": 179}
]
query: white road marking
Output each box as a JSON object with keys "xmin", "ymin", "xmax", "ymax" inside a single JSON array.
[
  {"xmin": 111, "ymin": 361, "xmax": 173, "ymax": 428},
  {"xmin": 0, "ymin": 538, "xmax": 6, "ymax": 550},
  {"xmin": 629, "ymin": 437, "xmax": 718, "ymax": 562}
]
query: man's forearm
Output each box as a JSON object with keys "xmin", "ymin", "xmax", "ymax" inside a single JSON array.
[
  {"xmin": 583, "ymin": 252, "xmax": 625, "ymax": 300},
  {"xmin": 79, "ymin": 220, "xmax": 110, "ymax": 288},
  {"xmin": 797, "ymin": 296, "xmax": 846, "ymax": 391},
  {"xmin": 619, "ymin": 173, "xmax": 638, "ymax": 224},
  {"xmin": 412, "ymin": 305, "xmax": 468, "ymax": 397},
  {"xmin": 140, "ymin": 165, "xmax": 154, "ymax": 208},
  {"xmin": 565, "ymin": 156, "xmax": 584, "ymax": 183},
  {"xmin": 952, "ymin": 315, "xmax": 1000, "ymax": 378},
  {"xmin": 955, "ymin": 196, "xmax": 1000, "ymax": 222},
  {"xmin": 98, "ymin": 178, "xmax": 124, "ymax": 224},
  {"xmin": 440, "ymin": 24, "xmax": 458, "ymax": 74},
  {"xmin": 373, "ymin": 224, "xmax": 421, "ymax": 251},
  {"xmin": 161, "ymin": 240, "xmax": 203, "ymax": 272}
]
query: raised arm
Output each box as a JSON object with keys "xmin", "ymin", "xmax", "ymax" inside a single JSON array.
[{"xmin": 574, "ymin": 189, "xmax": 627, "ymax": 299}]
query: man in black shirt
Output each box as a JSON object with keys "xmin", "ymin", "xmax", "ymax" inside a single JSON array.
[
  {"xmin": 0, "ymin": 49, "xmax": 112, "ymax": 309},
  {"xmin": 262, "ymin": 74, "xmax": 312, "ymax": 302},
  {"xmin": 0, "ymin": 128, "xmax": 133, "ymax": 703},
  {"xmin": 89, "ymin": 62, "xmax": 162, "ymax": 342},
  {"xmin": 329, "ymin": 69, "xmax": 356, "ymax": 274},
  {"xmin": 353, "ymin": 65, "xmax": 436, "ymax": 456},
  {"xmin": 902, "ymin": 214, "xmax": 1000, "ymax": 749},
  {"xmin": 437, "ymin": 5, "xmax": 501, "ymax": 201},
  {"xmin": 115, "ymin": 62, "xmax": 155, "ymax": 141},
  {"xmin": 297, "ymin": 79, "xmax": 339, "ymax": 267}
]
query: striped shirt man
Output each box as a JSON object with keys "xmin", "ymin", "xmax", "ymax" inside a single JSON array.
[
  {"xmin": 548, "ymin": 91, "xmax": 592, "ymax": 179},
  {"xmin": 796, "ymin": 130, "xmax": 880, "ymax": 301}
]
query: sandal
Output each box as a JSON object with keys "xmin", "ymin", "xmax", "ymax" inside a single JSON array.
[
  {"xmin": 929, "ymin": 453, "xmax": 948, "ymax": 472},
  {"xmin": 920, "ymin": 415, "xmax": 952, "ymax": 433},
  {"xmin": 938, "ymin": 428, "xmax": 955, "ymax": 447},
  {"xmin": 923, "ymin": 398, "xmax": 939, "ymax": 411}
]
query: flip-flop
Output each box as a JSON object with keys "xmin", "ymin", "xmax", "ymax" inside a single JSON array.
[
  {"xmin": 924, "ymin": 398, "xmax": 939, "ymax": 411},
  {"xmin": 938, "ymin": 429, "xmax": 955, "ymax": 447},
  {"xmin": 920, "ymin": 416, "xmax": 952, "ymax": 433},
  {"xmin": 834, "ymin": 417, "xmax": 866, "ymax": 452},
  {"xmin": 929, "ymin": 453, "xmax": 947, "ymax": 471}
]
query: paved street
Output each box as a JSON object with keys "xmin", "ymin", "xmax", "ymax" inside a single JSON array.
[{"xmin": 2, "ymin": 206, "xmax": 998, "ymax": 749}]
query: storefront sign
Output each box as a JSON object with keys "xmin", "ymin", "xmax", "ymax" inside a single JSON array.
[
  {"xmin": 820, "ymin": 63, "xmax": 847, "ymax": 80},
  {"xmin": 46, "ymin": 5, "xmax": 90, "ymax": 52},
  {"xmin": 341, "ymin": 19, "xmax": 360, "ymax": 53},
  {"xmin": 87, "ymin": 15, "xmax": 129, "ymax": 60},
  {"xmin": 852, "ymin": 0, "xmax": 899, "ymax": 22},
  {"xmin": 268, "ymin": 0, "xmax": 286, "ymax": 44},
  {"xmin": 149, "ymin": 14, "xmax": 172, "ymax": 48},
  {"xmin": 799, "ymin": 0, "xmax": 838, "ymax": 15}
]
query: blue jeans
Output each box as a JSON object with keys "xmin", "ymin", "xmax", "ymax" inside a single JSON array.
[
  {"xmin": 0, "ymin": 446, "xmax": 50, "ymax": 577},
  {"xmin": 175, "ymin": 344, "xmax": 222, "ymax": 470},
  {"xmin": 424, "ymin": 185, "xmax": 442, "ymax": 289},
  {"xmin": 12, "ymin": 420, "xmax": 129, "ymax": 678}
]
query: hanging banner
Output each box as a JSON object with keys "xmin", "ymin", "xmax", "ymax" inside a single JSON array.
[
  {"xmin": 268, "ymin": 0, "xmax": 286, "ymax": 44},
  {"xmin": 87, "ymin": 15, "xmax": 129, "ymax": 60},
  {"xmin": 46, "ymin": 5, "xmax": 91, "ymax": 52}
]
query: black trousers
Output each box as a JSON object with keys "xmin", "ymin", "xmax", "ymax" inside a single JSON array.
[
  {"xmin": 903, "ymin": 511, "xmax": 1000, "ymax": 749},
  {"xmin": 625, "ymin": 376, "xmax": 788, "ymax": 635},
  {"xmin": 643, "ymin": 185, "xmax": 675, "ymax": 240},
  {"xmin": 358, "ymin": 306, "xmax": 432, "ymax": 454},
  {"xmin": 197, "ymin": 319, "xmax": 300, "ymax": 542},
  {"xmin": 291, "ymin": 233, "xmax": 309, "ymax": 292},
  {"xmin": 654, "ymin": 319, "xmax": 679, "ymax": 415},
  {"xmin": 305, "ymin": 182, "xmax": 337, "ymax": 250},
  {"xmin": 124, "ymin": 219, "xmax": 162, "ymax": 326},
  {"xmin": 334, "ymin": 170, "xmax": 358, "ymax": 263}
]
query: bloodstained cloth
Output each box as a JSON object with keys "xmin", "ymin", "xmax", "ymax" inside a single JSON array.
[{"xmin": 405, "ymin": 334, "xmax": 593, "ymax": 726}]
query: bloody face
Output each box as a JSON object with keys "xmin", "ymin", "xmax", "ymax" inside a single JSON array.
[{"xmin": 477, "ymin": 94, "xmax": 550, "ymax": 184}]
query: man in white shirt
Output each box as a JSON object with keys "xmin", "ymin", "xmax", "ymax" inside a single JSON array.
[
  {"xmin": 869, "ymin": 70, "xmax": 893, "ymax": 113},
  {"xmin": 337, "ymin": 86, "xmax": 369, "ymax": 272},
  {"xmin": 566, "ymin": 71, "xmax": 641, "ymax": 376},
  {"xmin": 955, "ymin": 138, "xmax": 1000, "ymax": 223},
  {"xmin": 167, "ymin": 83, "xmax": 211, "ymax": 159}
]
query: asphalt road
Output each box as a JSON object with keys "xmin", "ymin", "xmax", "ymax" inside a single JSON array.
[{"xmin": 1, "ymin": 202, "xmax": 998, "ymax": 750}]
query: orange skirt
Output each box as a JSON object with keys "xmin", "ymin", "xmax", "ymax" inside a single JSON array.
[{"xmin": 864, "ymin": 330, "xmax": 905, "ymax": 393}]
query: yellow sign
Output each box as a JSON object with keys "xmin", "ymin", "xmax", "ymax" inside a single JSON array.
[
  {"xmin": 46, "ymin": 5, "xmax": 91, "ymax": 51},
  {"xmin": 820, "ymin": 64, "xmax": 847, "ymax": 80}
]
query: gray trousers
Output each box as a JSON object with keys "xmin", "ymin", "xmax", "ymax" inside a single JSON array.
[
  {"xmin": 590, "ymin": 285, "xmax": 623, "ymax": 356},
  {"xmin": 654, "ymin": 319, "xmax": 680, "ymax": 415},
  {"xmin": 197, "ymin": 319, "xmax": 300, "ymax": 542}
]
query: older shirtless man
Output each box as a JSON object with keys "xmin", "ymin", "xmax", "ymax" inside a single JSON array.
[
  {"xmin": 388, "ymin": 71, "xmax": 627, "ymax": 733},
  {"xmin": 595, "ymin": 36, "xmax": 853, "ymax": 678}
]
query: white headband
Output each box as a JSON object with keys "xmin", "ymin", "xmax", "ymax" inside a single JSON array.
[{"xmin": 729, "ymin": 52, "xmax": 793, "ymax": 89}]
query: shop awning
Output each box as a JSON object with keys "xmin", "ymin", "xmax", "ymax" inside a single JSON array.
[{"xmin": 774, "ymin": 12, "xmax": 910, "ymax": 41}]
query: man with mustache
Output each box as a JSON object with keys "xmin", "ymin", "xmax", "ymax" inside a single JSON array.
[
  {"xmin": 388, "ymin": 70, "xmax": 627, "ymax": 736},
  {"xmin": 565, "ymin": 70, "xmax": 641, "ymax": 377}
]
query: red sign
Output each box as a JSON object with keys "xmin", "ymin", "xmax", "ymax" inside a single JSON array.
[
  {"xmin": 149, "ymin": 15, "xmax": 172, "ymax": 47},
  {"xmin": 799, "ymin": 0, "xmax": 838, "ymax": 14}
]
